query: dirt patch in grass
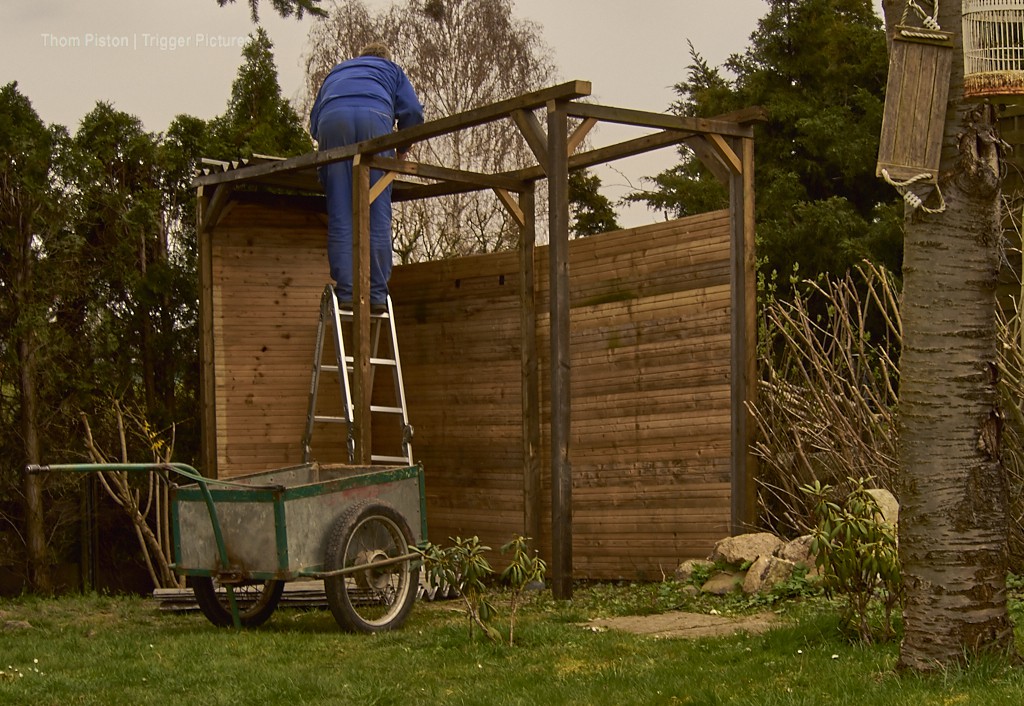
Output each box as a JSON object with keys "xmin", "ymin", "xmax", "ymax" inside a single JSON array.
[{"xmin": 584, "ymin": 610, "xmax": 779, "ymax": 639}]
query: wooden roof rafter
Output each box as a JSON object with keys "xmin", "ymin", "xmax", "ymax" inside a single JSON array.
[{"xmin": 191, "ymin": 80, "xmax": 766, "ymax": 205}]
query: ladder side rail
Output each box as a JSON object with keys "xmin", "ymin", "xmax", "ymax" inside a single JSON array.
[
  {"xmin": 302, "ymin": 286, "xmax": 333, "ymax": 462},
  {"xmin": 330, "ymin": 292, "xmax": 358, "ymax": 463},
  {"xmin": 386, "ymin": 296, "xmax": 414, "ymax": 463}
]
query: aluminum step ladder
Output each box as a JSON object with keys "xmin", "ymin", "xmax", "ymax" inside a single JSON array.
[{"xmin": 302, "ymin": 285, "xmax": 413, "ymax": 465}]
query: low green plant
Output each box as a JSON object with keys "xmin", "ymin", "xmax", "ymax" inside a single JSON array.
[
  {"xmin": 500, "ymin": 535, "xmax": 546, "ymax": 646},
  {"xmin": 416, "ymin": 535, "xmax": 500, "ymax": 642},
  {"xmin": 686, "ymin": 561, "xmax": 714, "ymax": 588},
  {"xmin": 417, "ymin": 534, "xmax": 549, "ymax": 645},
  {"xmin": 802, "ymin": 477, "xmax": 902, "ymax": 643}
]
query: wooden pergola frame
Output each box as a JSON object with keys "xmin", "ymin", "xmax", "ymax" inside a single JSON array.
[{"xmin": 193, "ymin": 80, "xmax": 764, "ymax": 598}]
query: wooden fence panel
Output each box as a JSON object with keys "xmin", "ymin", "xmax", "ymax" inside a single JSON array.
[{"xmin": 392, "ymin": 209, "xmax": 734, "ymax": 579}]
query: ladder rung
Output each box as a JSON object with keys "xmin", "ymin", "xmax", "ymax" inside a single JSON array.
[
  {"xmin": 370, "ymin": 405, "xmax": 404, "ymax": 414},
  {"xmin": 313, "ymin": 415, "xmax": 349, "ymax": 424},
  {"xmin": 336, "ymin": 310, "xmax": 390, "ymax": 320},
  {"xmin": 371, "ymin": 454, "xmax": 411, "ymax": 463},
  {"xmin": 341, "ymin": 356, "xmax": 397, "ymax": 367},
  {"xmin": 322, "ymin": 365, "xmax": 340, "ymax": 373}
]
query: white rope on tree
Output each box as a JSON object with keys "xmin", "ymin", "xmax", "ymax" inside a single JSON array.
[
  {"xmin": 903, "ymin": 0, "xmax": 941, "ymax": 31},
  {"xmin": 880, "ymin": 168, "xmax": 947, "ymax": 214}
]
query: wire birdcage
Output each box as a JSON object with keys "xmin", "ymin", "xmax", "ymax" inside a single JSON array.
[{"xmin": 963, "ymin": 1, "xmax": 1024, "ymax": 98}]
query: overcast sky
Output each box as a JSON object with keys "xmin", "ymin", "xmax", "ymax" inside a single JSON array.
[{"xmin": 1, "ymin": 0, "xmax": 884, "ymax": 227}]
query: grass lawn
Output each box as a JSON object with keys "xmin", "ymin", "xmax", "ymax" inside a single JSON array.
[{"xmin": 1, "ymin": 581, "xmax": 1023, "ymax": 705}]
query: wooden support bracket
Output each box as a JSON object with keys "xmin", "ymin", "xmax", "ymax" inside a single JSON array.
[
  {"xmin": 567, "ymin": 117, "xmax": 598, "ymax": 155},
  {"xmin": 512, "ymin": 109, "xmax": 549, "ymax": 167},
  {"xmin": 199, "ymin": 184, "xmax": 235, "ymax": 233},
  {"xmin": 494, "ymin": 188, "xmax": 526, "ymax": 227},
  {"xmin": 706, "ymin": 133, "xmax": 742, "ymax": 174},
  {"xmin": 683, "ymin": 136, "xmax": 731, "ymax": 186},
  {"xmin": 369, "ymin": 171, "xmax": 398, "ymax": 204}
]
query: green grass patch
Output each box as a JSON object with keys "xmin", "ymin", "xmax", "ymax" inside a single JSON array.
[{"xmin": 1, "ymin": 585, "xmax": 1024, "ymax": 705}]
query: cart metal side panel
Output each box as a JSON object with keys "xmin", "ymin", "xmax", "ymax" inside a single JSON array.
[{"xmin": 172, "ymin": 463, "xmax": 425, "ymax": 579}]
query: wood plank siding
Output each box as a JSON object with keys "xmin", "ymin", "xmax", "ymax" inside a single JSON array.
[{"xmin": 390, "ymin": 210, "xmax": 734, "ymax": 579}]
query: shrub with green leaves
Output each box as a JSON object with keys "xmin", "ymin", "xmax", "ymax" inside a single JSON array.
[
  {"xmin": 802, "ymin": 477, "xmax": 902, "ymax": 643},
  {"xmin": 416, "ymin": 536, "xmax": 499, "ymax": 642},
  {"xmin": 500, "ymin": 536, "xmax": 546, "ymax": 645},
  {"xmin": 416, "ymin": 534, "xmax": 548, "ymax": 645}
]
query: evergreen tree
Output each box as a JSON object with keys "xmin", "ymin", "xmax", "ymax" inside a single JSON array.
[
  {"xmin": 569, "ymin": 170, "xmax": 620, "ymax": 237},
  {"xmin": 72, "ymin": 104, "xmax": 189, "ymax": 440},
  {"xmin": 0, "ymin": 83, "xmax": 82, "ymax": 591},
  {"xmin": 630, "ymin": 1, "xmax": 900, "ymax": 290},
  {"xmin": 1, "ymin": 20, "xmax": 320, "ymax": 592},
  {"xmin": 216, "ymin": 0, "xmax": 326, "ymax": 21},
  {"xmin": 207, "ymin": 27, "xmax": 313, "ymax": 159}
]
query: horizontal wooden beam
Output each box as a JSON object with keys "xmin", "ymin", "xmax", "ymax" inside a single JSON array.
[
  {"xmin": 193, "ymin": 80, "xmax": 592, "ymax": 188},
  {"xmin": 566, "ymin": 102, "xmax": 756, "ymax": 139},
  {"xmin": 568, "ymin": 130, "xmax": 691, "ymax": 171},
  {"xmin": 392, "ymin": 180, "xmax": 479, "ymax": 202},
  {"xmin": 365, "ymin": 155, "xmax": 528, "ymax": 192}
]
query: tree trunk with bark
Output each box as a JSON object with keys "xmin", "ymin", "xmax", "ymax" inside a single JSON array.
[
  {"xmin": 884, "ymin": 0, "xmax": 1016, "ymax": 670},
  {"xmin": 14, "ymin": 227, "xmax": 50, "ymax": 594},
  {"xmin": 19, "ymin": 334, "xmax": 50, "ymax": 593}
]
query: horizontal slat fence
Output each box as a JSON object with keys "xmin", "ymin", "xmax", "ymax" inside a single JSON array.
[{"xmin": 391, "ymin": 209, "xmax": 734, "ymax": 579}]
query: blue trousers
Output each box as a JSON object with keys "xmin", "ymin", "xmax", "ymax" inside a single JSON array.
[{"xmin": 315, "ymin": 104, "xmax": 395, "ymax": 305}]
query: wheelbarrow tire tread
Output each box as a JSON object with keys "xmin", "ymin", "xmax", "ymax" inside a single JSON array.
[
  {"xmin": 188, "ymin": 575, "xmax": 284, "ymax": 628},
  {"xmin": 324, "ymin": 499, "xmax": 419, "ymax": 633}
]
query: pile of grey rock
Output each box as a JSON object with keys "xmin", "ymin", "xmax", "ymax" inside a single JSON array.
[
  {"xmin": 677, "ymin": 489, "xmax": 899, "ymax": 596},
  {"xmin": 676, "ymin": 532, "xmax": 816, "ymax": 596}
]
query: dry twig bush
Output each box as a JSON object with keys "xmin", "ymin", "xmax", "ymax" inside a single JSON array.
[
  {"xmin": 752, "ymin": 260, "xmax": 1024, "ymax": 569},
  {"xmin": 751, "ymin": 263, "xmax": 901, "ymax": 538}
]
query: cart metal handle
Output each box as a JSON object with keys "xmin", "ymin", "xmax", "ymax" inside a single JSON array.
[
  {"xmin": 299, "ymin": 551, "xmax": 421, "ymax": 579},
  {"xmin": 26, "ymin": 462, "xmax": 251, "ymax": 629}
]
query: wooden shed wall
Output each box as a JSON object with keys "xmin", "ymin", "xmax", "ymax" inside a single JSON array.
[
  {"xmin": 205, "ymin": 195, "xmax": 348, "ymax": 473},
  {"xmin": 205, "ymin": 196, "xmax": 734, "ymax": 579}
]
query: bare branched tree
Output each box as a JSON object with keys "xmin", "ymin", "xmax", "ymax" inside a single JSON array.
[
  {"xmin": 302, "ymin": 0, "xmax": 556, "ymax": 261},
  {"xmin": 81, "ymin": 403, "xmax": 182, "ymax": 589}
]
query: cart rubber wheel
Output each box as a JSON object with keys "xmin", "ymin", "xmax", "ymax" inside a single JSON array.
[
  {"xmin": 187, "ymin": 575, "xmax": 284, "ymax": 628},
  {"xmin": 323, "ymin": 500, "xmax": 419, "ymax": 633}
]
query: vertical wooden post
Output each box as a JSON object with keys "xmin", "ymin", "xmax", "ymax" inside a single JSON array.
[
  {"xmin": 196, "ymin": 185, "xmax": 217, "ymax": 478},
  {"xmin": 547, "ymin": 100, "xmax": 573, "ymax": 598},
  {"xmin": 729, "ymin": 136, "xmax": 757, "ymax": 533},
  {"xmin": 519, "ymin": 184, "xmax": 541, "ymax": 544},
  {"xmin": 352, "ymin": 156, "xmax": 373, "ymax": 465}
]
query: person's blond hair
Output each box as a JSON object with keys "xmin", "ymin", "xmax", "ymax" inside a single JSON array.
[{"xmin": 358, "ymin": 42, "xmax": 391, "ymax": 61}]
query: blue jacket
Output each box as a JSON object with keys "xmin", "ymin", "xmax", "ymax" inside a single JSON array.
[{"xmin": 309, "ymin": 55, "xmax": 424, "ymax": 142}]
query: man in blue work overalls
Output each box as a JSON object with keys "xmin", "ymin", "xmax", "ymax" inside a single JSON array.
[{"xmin": 310, "ymin": 43, "xmax": 424, "ymax": 311}]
